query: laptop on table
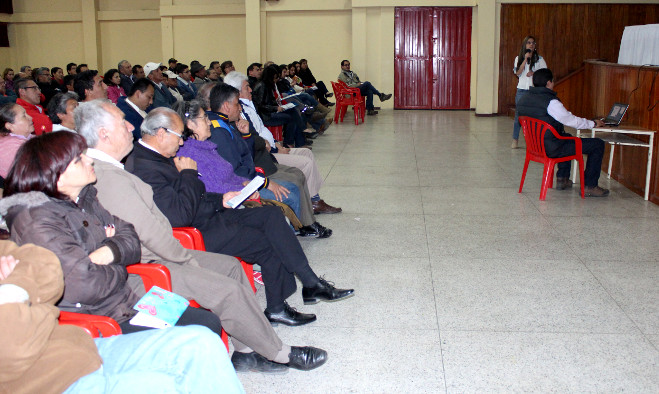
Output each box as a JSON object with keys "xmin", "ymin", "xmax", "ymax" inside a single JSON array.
[{"xmin": 601, "ymin": 103, "xmax": 629, "ymax": 126}]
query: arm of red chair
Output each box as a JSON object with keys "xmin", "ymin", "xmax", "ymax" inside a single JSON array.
[
  {"xmin": 127, "ymin": 263, "xmax": 172, "ymax": 292},
  {"xmin": 59, "ymin": 311, "xmax": 122, "ymax": 338},
  {"xmin": 172, "ymin": 227, "xmax": 206, "ymax": 250}
]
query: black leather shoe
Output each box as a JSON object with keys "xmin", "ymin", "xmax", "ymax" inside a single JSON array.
[
  {"xmin": 297, "ymin": 225, "xmax": 319, "ymax": 237},
  {"xmin": 303, "ymin": 277, "xmax": 354, "ymax": 305},
  {"xmin": 231, "ymin": 351, "xmax": 289, "ymax": 374},
  {"xmin": 310, "ymin": 222, "xmax": 332, "ymax": 238},
  {"xmin": 555, "ymin": 177, "xmax": 573, "ymax": 190},
  {"xmin": 287, "ymin": 346, "xmax": 328, "ymax": 371},
  {"xmin": 264, "ymin": 302, "xmax": 317, "ymax": 326}
]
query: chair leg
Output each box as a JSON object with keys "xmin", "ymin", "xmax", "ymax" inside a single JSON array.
[
  {"xmin": 578, "ymin": 158, "xmax": 585, "ymax": 199},
  {"xmin": 540, "ymin": 163, "xmax": 554, "ymax": 200},
  {"xmin": 353, "ymin": 105, "xmax": 358, "ymax": 125},
  {"xmin": 519, "ymin": 158, "xmax": 530, "ymax": 193},
  {"xmin": 333, "ymin": 105, "xmax": 341, "ymax": 123}
]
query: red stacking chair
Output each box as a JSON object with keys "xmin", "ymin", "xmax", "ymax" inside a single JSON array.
[
  {"xmin": 518, "ymin": 116, "xmax": 585, "ymax": 200},
  {"xmin": 331, "ymin": 81, "xmax": 365, "ymax": 125},
  {"xmin": 266, "ymin": 125, "xmax": 283, "ymax": 141}
]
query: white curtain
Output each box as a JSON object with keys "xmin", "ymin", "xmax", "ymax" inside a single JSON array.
[{"xmin": 618, "ymin": 24, "xmax": 659, "ymax": 66}]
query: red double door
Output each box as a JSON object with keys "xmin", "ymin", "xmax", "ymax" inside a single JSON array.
[{"xmin": 394, "ymin": 7, "xmax": 472, "ymax": 109}]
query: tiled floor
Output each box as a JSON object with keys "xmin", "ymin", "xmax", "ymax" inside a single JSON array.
[{"xmin": 238, "ymin": 110, "xmax": 659, "ymax": 393}]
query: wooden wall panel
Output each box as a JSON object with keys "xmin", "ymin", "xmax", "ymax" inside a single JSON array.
[
  {"xmin": 583, "ymin": 61, "xmax": 659, "ymax": 203},
  {"xmin": 498, "ymin": 3, "xmax": 659, "ymax": 115}
]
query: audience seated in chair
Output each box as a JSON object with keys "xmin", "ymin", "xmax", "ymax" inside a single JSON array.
[
  {"xmin": 338, "ymin": 59, "xmax": 391, "ymax": 116},
  {"xmin": 14, "ymin": 78, "xmax": 52, "ymax": 134},
  {"xmin": 224, "ymin": 71, "xmax": 342, "ymax": 216},
  {"xmin": 0, "ymin": 240, "xmax": 244, "ymax": 393},
  {"xmin": 76, "ymin": 99, "xmax": 328, "ymax": 372},
  {"xmin": 117, "ymin": 78, "xmax": 154, "ymax": 140},
  {"xmin": 74, "ymin": 70, "xmax": 108, "ymax": 103},
  {"xmin": 0, "ymin": 103, "xmax": 34, "ymax": 178},
  {"xmin": 47, "ymin": 92, "xmax": 78, "ymax": 133},
  {"xmin": 124, "ymin": 107, "xmax": 354, "ymax": 330},
  {"xmin": 516, "ymin": 68, "xmax": 609, "ymax": 197}
]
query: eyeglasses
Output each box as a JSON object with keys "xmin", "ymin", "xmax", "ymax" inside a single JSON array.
[
  {"xmin": 159, "ymin": 127, "xmax": 183, "ymax": 139},
  {"xmin": 25, "ymin": 85, "xmax": 41, "ymax": 91}
]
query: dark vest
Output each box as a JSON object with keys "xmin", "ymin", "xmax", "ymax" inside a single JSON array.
[{"xmin": 516, "ymin": 87, "xmax": 568, "ymax": 156}]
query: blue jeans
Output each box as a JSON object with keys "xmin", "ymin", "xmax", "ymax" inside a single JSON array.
[
  {"xmin": 259, "ymin": 179, "xmax": 301, "ymax": 219},
  {"xmin": 513, "ymin": 88, "xmax": 527, "ymax": 140},
  {"xmin": 64, "ymin": 326, "xmax": 244, "ymax": 394},
  {"xmin": 359, "ymin": 81, "xmax": 381, "ymax": 110}
]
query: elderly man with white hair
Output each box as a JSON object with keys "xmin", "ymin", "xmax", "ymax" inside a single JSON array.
[{"xmin": 223, "ymin": 71, "xmax": 342, "ymax": 215}]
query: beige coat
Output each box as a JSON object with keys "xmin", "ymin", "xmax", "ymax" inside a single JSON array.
[{"xmin": 0, "ymin": 241, "xmax": 101, "ymax": 394}]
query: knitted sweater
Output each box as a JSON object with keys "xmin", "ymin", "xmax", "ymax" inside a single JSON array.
[{"xmin": 177, "ymin": 138, "xmax": 248, "ymax": 194}]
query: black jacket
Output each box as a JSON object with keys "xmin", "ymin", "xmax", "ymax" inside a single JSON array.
[
  {"xmin": 125, "ymin": 142, "xmax": 232, "ymax": 253},
  {"xmin": 251, "ymin": 82, "xmax": 279, "ymax": 121},
  {"xmin": 516, "ymin": 86, "xmax": 569, "ymax": 157},
  {"xmin": 0, "ymin": 187, "xmax": 141, "ymax": 323}
]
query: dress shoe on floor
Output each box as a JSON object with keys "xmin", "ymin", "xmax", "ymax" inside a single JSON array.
[
  {"xmin": 511, "ymin": 139, "xmax": 519, "ymax": 149},
  {"xmin": 379, "ymin": 93, "xmax": 392, "ymax": 101},
  {"xmin": 297, "ymin": 225, "xmax": 319, "ymax": 237},
  {"xmin": 312, "ymin": 199, "xmax": 342, "ymax": 214},
  {"xmin": 264, "ymin": 302, "xmax": 317, "ymax": 326},
  {"xmin": 303, "ymin": 277, "xmax": 354, "ymax": 305},
  {"xmin": 231, "ymin": 351, "xmax": 289, "ymax": 374},
  {"xmin": 555, "ymin": 177, "xmax": 573, "ymax": 190},
  {"xmin": 287, "ymin": 346, "xmax": 328, "ymax": 371},
  {"xmin": 585, "ymin": 186, "xmax": 610, "ymax": 197},
  {"xmin": 310, "ymin": 221, "xmax": 332, "ymax": 238},
  {"xmin": 367, "ymin": 109, "xmax": 378, "ymax": 116}
]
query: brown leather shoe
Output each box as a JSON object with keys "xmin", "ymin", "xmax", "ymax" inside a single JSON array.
[
  {"xmin": 584, "ymin": 186, "xmax": 610, "ymax": 197},
  {"xmin": 312, "ymin": 199, "xmax": 342, "ymax": 214},
  {"xmin": 555, "ymin": 177, "xmax": 573, "ymax": 190}
]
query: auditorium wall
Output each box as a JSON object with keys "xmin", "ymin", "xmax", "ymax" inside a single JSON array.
[{"xmin": 1, "ymin": 0, "xmax": 657, "ymax": 114}]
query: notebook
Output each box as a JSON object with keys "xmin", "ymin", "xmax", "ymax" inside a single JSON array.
[{"xmin": 602, "ymin": 103, "xmax": 629, "ymax": 126}]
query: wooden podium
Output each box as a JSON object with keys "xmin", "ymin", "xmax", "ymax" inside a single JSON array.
[{"xmin": 554, "ymin": 60, "xmax": 659, "ymax": 204}]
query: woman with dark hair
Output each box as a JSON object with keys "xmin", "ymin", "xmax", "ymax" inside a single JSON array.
[
  {"xmin": 512, "ymin": 35, "xmax": 547, "ymax": 148},
  {"xmin": 0, "ymin": 131, "xmax": 223, "ymax": 336},
  {"xmin": 297, "ymin": 59, "xmax": 333, "ymax": 106},
  {"xmin": 0, "ymin": 103, "xmax": 33, "ymax": 178},
  {"xmin": 103, "ymin": 68, "xmax": 126, "ymax": 104},
  {"xmin": 50, "ymin": 66, "xmax": 65, "ymax": 92},
  {"xmin": 252, "ymin": 66, "xmax": 312, "ymax": 148},
  {"xmin": 2, "ymin": 68, "xmax": 15, "ymax": 92}
]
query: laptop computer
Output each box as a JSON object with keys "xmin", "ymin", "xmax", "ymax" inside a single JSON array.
[{"xmin": 602, "ymin": 103, "xmax": 629, "ymax": 126}]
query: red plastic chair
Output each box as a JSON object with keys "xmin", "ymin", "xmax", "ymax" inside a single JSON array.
[
  {"xmin": 266, "ymin": 125, "xmax": 283, "ymax": 141},
  {"xmin": 518, "ymin": 116, "xmax": 585, "ymax": 200},
  {"xmin": 331, "ymin": 81, "xmax": 365, "ymax": 125},
  {"xmin": 172, "ymin": 227, "xmax": 257, "ymax": 294},
  {"xmin": 58, "ymin": 263, "xmax": 177, "ymax": 339},
  {"xmin": 59, "ymin": 311, "xmax": 121, "ymax": 338}
]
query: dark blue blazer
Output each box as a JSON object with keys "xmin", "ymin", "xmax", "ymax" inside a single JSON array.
[{"xmin": 117, "ymin": 96, "xmax": 144, "ymax": 140}]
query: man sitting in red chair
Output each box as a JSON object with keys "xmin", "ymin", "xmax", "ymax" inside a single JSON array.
[{"xmin": 517, "ymin": 68, "xmax": 609, "ymax": 197}]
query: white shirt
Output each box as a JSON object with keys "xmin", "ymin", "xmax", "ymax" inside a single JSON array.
[
  {"xmin": 126, "ymin": 97, "xmax": 147, "ymax": 118},
  {"xmin": 52, "ymin": 124, "xmax": 76, "ymax": 133},
  {"xmin": 239, "ymin": 98, "xmax": 276, "ymax": 148},
  {"xmin": 514, "ymin": 55, "xmax": 547, "ymax": 90},
  {"xmin": 86, "ymin": 147, "xmax": 124, "ymax": 169},
  {"xmin": 138, "ymin": 139, "xmax": 161, "ymax": 154},
  {"xmin": 547, "ymin": 99, "xmax": 595, "ymax": 130}
]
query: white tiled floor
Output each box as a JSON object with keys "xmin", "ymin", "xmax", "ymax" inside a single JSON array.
[{"xmin": 238, "ymin": 110, "xmax": 659, "ymax": 393}]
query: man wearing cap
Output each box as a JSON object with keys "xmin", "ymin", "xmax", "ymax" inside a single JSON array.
[
  {"xmin": 191, "ymin": 63, "xmax": 210, "ymax": 91},
  {"xmin": 144, "ymin": 62, "xmax": 176, "ymax": 109},
  {"xmin": 163, "ymin": 70, "xmax": 184, "ymax": 103}
]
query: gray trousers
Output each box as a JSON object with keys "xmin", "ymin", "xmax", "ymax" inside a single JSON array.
[
  {"xmin": 128, "ymin": 249, "xmax": 283, "ymax": 360},
  {"xmin": 269, "ymin": 164, "xmax": 315, "ymax": 225}
]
